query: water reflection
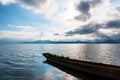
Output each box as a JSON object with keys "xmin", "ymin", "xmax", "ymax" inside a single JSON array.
[
  {"xmin": 0, "ymin": 44, "xmax": 120, "ymax": 80},
  {"xmin": 60, "ymin": 44, "xmax": 120, "ymax": 66}
]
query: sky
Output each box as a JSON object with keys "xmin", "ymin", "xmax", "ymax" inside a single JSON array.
[{"xmin": 0, "ymin": 0, "xmax": 120, "ymax": 42}]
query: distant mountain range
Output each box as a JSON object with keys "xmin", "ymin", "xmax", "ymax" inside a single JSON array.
[
  {"xmin": 0, "ymin": 39, "xmax": 120, "ymax": 44},
  {"xmin": 22, "ymin": 40, "xmax": 85, "ymax": 44},
  {"xmin": 22, "ymin": 39, "xmax": 120, "ymax": 44}
]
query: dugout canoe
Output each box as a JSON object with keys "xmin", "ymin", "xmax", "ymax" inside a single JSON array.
[{"xmin": 43, "ymin": 53, "xmax": 120, "ymax": 80}]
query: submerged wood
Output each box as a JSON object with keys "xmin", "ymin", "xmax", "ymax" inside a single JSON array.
[{"xmin": 43, "ymin": 53, "xmax": 120, "ymax": 80}]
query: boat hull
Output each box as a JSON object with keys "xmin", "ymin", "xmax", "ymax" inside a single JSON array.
[{"xmin": 43, "ymin": 53, "xmax": 120, "ymax": 80}]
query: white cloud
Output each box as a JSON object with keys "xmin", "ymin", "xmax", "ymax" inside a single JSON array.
[
  {"xmin": 1, "ymin": 24, "xmax": 69, "ymax": 40},
  {"xmin": 64, "ymin": 0, "xmax": 120, "ymax": 41},
  {"xmin": 98, "ymin": 28, "xmax": 120, "ymax": 39},
  {"xmin": 17, "ymin": 0, "xmax": 59, "ymax": 20},
  {"xmin": 7, "ymin": 24, "xmax": 13, "ymax": 27},
  {"xmin": 0, "ymin": 0, "xmax": 58, "ymax": 17},
  {"xmin": 15, "ymin": 25, "xmax": 33, "ymax": 30},
  {"xmin": 8, "ymin": 24, "xmax": 35, "ymax": 31},
  {"xmin": 0, "ymin": 0, "xmax": 120, "ymax": 41},
  {"xmin": 0, "ymin": 0, "xmax": 16, "ymax": 5},
  {"xmin": 11, "ymin": 25, "xmax": 33, "ymax": 29},
  {"xmin": 0, "ymin": 25, "xmax": 42, "ymax": 40},
  {"xmin": 0, "ymin": 30, "xmax": 41, "ymax": 40}
]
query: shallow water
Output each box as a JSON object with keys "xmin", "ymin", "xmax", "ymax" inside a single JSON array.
[{"xmin": 0, "ymin": 44, "xmax": 120, "ymax": 80}]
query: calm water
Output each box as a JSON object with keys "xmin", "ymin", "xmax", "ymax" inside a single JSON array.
[{"xmin": 0, "ymin": 44, "xmax": 120, "ymax": 80}]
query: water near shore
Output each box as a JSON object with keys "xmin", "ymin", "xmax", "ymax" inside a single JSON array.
[{"xmin": 0, "ymin": 44, "xmax": 120, "ymax": 80}]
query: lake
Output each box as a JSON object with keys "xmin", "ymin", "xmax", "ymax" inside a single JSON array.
[{"xmin": 0, "ymin": 44, "xmax": 120, "ymax": 80}]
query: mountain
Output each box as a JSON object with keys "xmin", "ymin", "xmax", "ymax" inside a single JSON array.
[
  {"xmin": 0, "ymin": 39, "xmax": 19, "ymax": 44},
  {"xmin": 21, "ymin": 39, "xmax": 120, "ymax": 44},
  {"xmin": 0, "ymin": 39, "xmax": 28, "ymax": 44},
  {"xmin": 22, "ymin": 40, "xmax": 85, "ymax": 44},
  {"xmin": 0, "ymin": 39, "xmax": 120, "ymax": 44}
]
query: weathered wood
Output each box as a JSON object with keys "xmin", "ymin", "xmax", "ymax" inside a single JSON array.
[{"xmin": 43, "ymin": 53, "xmax": 120, "ymax": 80}]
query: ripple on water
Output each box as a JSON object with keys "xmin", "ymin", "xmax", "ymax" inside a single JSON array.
[{"xmin": 0, "ymin": 44, "xmax": 120, "ymax": 80}]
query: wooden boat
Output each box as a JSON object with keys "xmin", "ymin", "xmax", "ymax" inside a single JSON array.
[{"xmin": 43, "ymin": 53, "xmax": 120, "ymax": 80}]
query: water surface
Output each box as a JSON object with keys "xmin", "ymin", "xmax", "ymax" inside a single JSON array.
[{"xmin": 0, "ymin": 44, "xmax": 120, "ymax": 80}]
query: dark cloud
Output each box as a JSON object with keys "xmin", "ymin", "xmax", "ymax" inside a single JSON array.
[
  {"xmin": 65, "ymin": 19, "xmax": 120, "ymax": 42},
  {"xmin": 74, "ymin": 13, "xmax": 90, "ymax": 21},
  {"xmin": 19, "ymin": 0, "xmax": 47, "ymax": 8},
  {"xmin": 54, "ymin": 33, "xmax": 59, "ymax": 36},
  {"xmin": 65, "ymin": 19, "xmax": 120, "ymax": 36},
  {"xmin": 75, "ymin": 1, "xmax": 90, "ymax": 21},
  {"xmin": 75, "ymin": 0, "xmax": 102, "ymax": 21},
  {"xmin": 116, "ymin": 7, "xmax": 120, "ymax": 12},
  {"xmin": 77, "ymin": 1, "xmax": 90, "ymax": 14},
  {"xmin": 19, "ymin": 0, "xmax": 118, "ymax": 43},
  {"xmin": 65, "ymin": 23, "xmax": 102, "ymax": 36},
  {"xmin": 97, "ymin": 30, "xmax": 120, "ymax": 43},
  {"xmin": 89, "ymin": 0, "xmax": 102, "ymax": 7},
  {"xmin": 106, "ymin": 20, "xmax": 120, "ymax": 28}
]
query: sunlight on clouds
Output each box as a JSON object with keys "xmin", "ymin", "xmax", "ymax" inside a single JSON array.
[
  {"xmin": 64, "ymin": 0, "xmax": 120, "ymax": 41},
  {"xmin": 98, "ymin": 28, "xmax": 120, "ymax": 36},
  {"xmin": 90, "ymin": 0, "xmax": 110, "ymax": 23},
  {"xmin": 5, "ymin": 24, "xmax": 72, "ymax": 40},
  {"xmin": 49, "ymin": 0, "xmax": 82, "ymax": 32},
  {"xmin": 0, "ymin": 0, "xmax": 120, "ymax": 42},
  {"xmin": 19, "ymin": 0, "xmax": 58, "ymax": 18},
  {"xmin": 108, "ymin": 7, "xmax": 120, "ymax": 20}
]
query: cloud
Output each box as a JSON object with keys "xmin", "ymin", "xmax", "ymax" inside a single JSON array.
[
  {"xmin": 19, "ymin": 0, "xmax": 46, "ymax": 8},
  {"xmin": 74, "ymin": 0, "xmax": 102, "ymax": 21},
  {"xmin": 53, "ymin": 33, "xmax": 59, "ymax": 36},
  {"xmin": 106, "ymin": 20, "xmax": 120, "ymax": 28},
  {"xmin": 8, "ymin": 24, "xmax": 35, "ymax": 31},
  {"xmin": 0, "ymin": 30, "xmax": 41, "ymax": 40},
  {"xmin": 0, "ymin": 0, "xmax": 16, "ymax": 5},
  {"xmin": 63, "ymin": 0, "xmax": 120, "ymax": 42},
  {"xmin": 18, "ymin": 0, "xmax": 58, "ymax": 18},
  {"xmin": 97, "ymin": 28, "xmax": 120, "ymax": 42},
  {"xmin": 65, "ymin": 23, "xmax": 102, "ymax": 36},
  {"xmin": 3, "ymin": 24, "xmax": 68, "ymax": 40},
  {"xmin": 89, "ymin": 0, "xmax": 102, "ymax": 7},
  {"xmin": 75, "ymin": 1, "xmax": 90, "ymax": 21},
  {"xmin": 0, "ymin": 0, "xmax": 120, "ymax": 42},
  {"xmin": 0, "ymin": 0, "xmax": 46, "ymax": 6},
  {"xmin": 65, "ymin": 19, "xmax": 120, "ymax": 41},
  {"xmin": 0, "ymin": 24, "xmax": 43, "ymax": 40},
  {"xmin": 0, "ymin": 0, "xmax": 58, "ymax": 18},
  {"xmin": 7, "ymin": 24, "xmax": 13, "ymax": 27},
  {"xmin": 116, "ymin": 7, "xmax": 120, "ymax": 12},
  {"xmin": 15, "ymin": 25, "xmax": 33, "ymax": 30}
]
